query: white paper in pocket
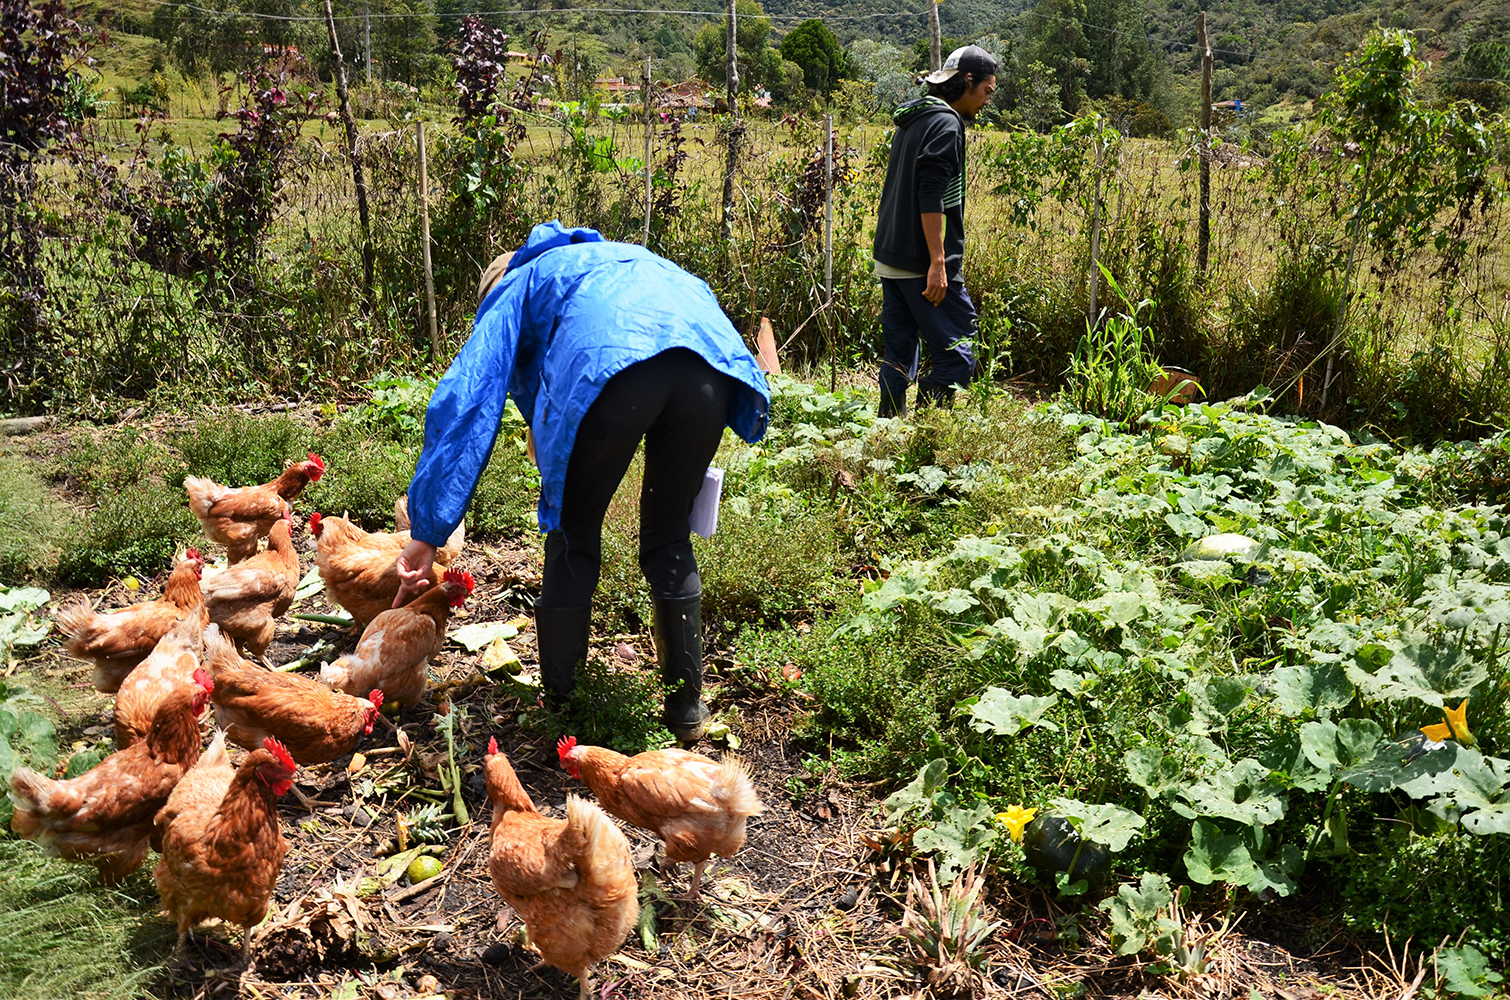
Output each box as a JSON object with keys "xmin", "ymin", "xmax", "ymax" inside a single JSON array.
[{"xmin": 689, "ymin": 466, "xmax": 724, "ymax": 539}]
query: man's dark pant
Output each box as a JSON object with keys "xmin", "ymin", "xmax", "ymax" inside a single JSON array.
[
  {"xmin": 878, "ymin": 276, "xmax": 978, "ymax": 416},
  {"xmin": 538, "ymin": 347, "xmax": 731, "ymax": 610}
]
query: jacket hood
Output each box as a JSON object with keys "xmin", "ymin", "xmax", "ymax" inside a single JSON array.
[
  {"xmin": 507, "ymin": 221, "xmax": 606, "ymax": 275},
  {"xmin": 893, "ymin": 96, "xmax": 956, "ymax": 129}
]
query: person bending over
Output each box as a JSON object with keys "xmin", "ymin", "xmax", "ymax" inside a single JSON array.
[{"xmin": 392, "ymin": 221, "xmax": 770, "ymax": 741}]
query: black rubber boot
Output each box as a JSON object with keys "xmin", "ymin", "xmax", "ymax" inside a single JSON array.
[
  {"xmin": 534, "ymin": 605, "xmax": 590, "ymax": 710},
  {"xmin": 653, "ymin": 593, "xmax": 709, "ymax": 742}
]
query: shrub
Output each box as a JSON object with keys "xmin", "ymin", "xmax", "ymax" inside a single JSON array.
[
  {"xmin": 173, "ymin": 410, "xmax": 310, "ymax": 486},
  {"xmin": 531, "ymin": 654, "xmax": 672, "ymax": 755},
  {"xmin": 1337, "ymin": 831, "xmax": 1508, "ymax": 960},
  {"xmin": 54, "ymin": 482, "xmax": 199, "ymax": 585}
]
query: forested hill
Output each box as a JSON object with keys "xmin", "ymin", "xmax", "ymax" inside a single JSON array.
[{"xmin": 77, "ymin": 0, "xmax": 1510, "ymax": 125}]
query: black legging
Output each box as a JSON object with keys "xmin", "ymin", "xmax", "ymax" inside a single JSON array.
[{"xmin": 537, "ymin": 348, "xmax": 732, "ymax": 609}]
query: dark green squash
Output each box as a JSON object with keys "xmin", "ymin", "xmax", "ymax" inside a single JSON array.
[{"xmin": 1021, "ymin": 814, "xmax": 1111, "ymax": 890}]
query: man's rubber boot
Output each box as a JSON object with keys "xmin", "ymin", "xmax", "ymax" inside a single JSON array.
[
  {"xmin": 653, "ymin": 593, "xmax": 710, "ymax": 742},
  {"xmin": 535, "ymin": 605, "xmax": 590, "ymax": 710}
]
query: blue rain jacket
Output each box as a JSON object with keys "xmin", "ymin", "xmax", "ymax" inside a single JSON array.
[{"xmin": 407, "ymin": 222, "xmax": 771, "ymax": 545}]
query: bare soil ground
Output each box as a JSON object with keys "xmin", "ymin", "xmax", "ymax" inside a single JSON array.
[{"xmin": 11, "ymin": 535, "xmax": 1404, "ymax": 1000}]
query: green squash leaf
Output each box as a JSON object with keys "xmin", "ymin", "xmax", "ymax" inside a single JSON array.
[
  {"xmin": 968, "ymin": 688, "xmax": 1059, "ymax": 736},
  {"xmin": 1049, "ymin": 797, "xmax": 1145, "ymax": 852}
]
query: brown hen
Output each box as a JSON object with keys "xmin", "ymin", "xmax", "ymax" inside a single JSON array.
[
  {"xmin": 57, "ymin": 550, "xmax": 206, "ymax": 692},
  {"xmin": 485, "ymin": 738, "xmax": 638, "ymax": 1000},
  {"xmin": 558, "ymin": 737, "xmax": 764, "ymax": 899},
  {"xmin": 113, "ymin": 601, "xmax": 207, "ymax": 748},
  {"xmin": 185, "ymin": 453, "xmax": 325, "ymax": 564},
  {"xmin": 310, "ymin": 510, "xmax": 463, "ymax": 628},
  {"xmin": 319, "ymin": 569, "xmax": 473, "ymax": 707},
  {"xmin": 202, "ymin": 515, "xmax": 301, "ymax": 660},
  {"xmin": 153, "ymin": 732, "xmax": 295, "ymax": 965},
  {"xmin": 9, "ymin": 670, "xmax": 212, "ymax": 884},
  {"xmin": 204, "ymin": 623, "xmax": 381, "ymax": 764}
]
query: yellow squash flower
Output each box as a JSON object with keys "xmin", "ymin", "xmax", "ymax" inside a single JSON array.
[
  {"xmin": 1421, "ymin": 699, "xmax": 1475, "ymax": 747},
  {"xmin": 995, "ymin": 805, "xmax": 1038, "ymax": 844}
]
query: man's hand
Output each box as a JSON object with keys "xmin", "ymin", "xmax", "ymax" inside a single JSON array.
[
  {"xmin": 393, "ymin": 539, "xmax": 438, "ymax": 608},
  {"xmin": 920, "ymin": 211, "xmax": 947, "ymax": 305},
  {"xmin": 924, "ymin": 259, "xmax": 948, "ymax": 305}
]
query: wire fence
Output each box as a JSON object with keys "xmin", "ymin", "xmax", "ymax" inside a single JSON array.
[{"xmin": 6, "ymin": 94, "xmax": 1510, "ymax": 434}]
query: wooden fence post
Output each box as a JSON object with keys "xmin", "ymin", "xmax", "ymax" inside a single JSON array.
[
  {"xmin": 1088, "ymin": 134, "xmax": 1103, "ymax": 326},
  {"xmin": 720, "ymin": 0, "xmax": 739, "ymax": 243},
  {"xmin": 643, "ymin": 56, "xmax": 653, "ymax": 246},
  {"xmin": 1198, "ymin": 11, "xmax": 1212, "ymax": 276},
  {"xmin": 417, "ymin": 121, "xmax": 438, "ymax": 359},
  {"xmin": 322, "ymin": 0, "xmax": 374, "ymax": 311},
  {"xmin": 928, "ymin": 0, "xmax": 941, "ymax": 71},
  {"xmin": 824, "ymin": 113, "xmax": 836, "ymax": 391}
]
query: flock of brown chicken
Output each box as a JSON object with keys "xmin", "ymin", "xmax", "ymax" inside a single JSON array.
[{"xmin": 7, "ymin": 453, "xmax": 766, "ymax": 999}]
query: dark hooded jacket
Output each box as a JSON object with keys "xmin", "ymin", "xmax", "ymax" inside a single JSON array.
[{"xmin": 872, "ymin": 97, "xmax": 967, "ymax": 280}]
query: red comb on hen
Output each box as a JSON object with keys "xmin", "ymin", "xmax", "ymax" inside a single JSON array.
[
  {"xmin": 487, "ymin": 736, "xmax": 499, "ymax": 755},
  {"xmin": 369, "ymin": 689, "xmax": 383, "ymax": 710},
  {"xmin": 556, "ymin": 735, "xmax": 577, "ymax": 762},
  {"xmin": 192, "ymin": 667, "xmax": 214, "ymax": 693},
  {"xmin": 309, "ymin": 512, "xmax": 324, "ymax": 537},
  {"xmin": 443, "ymin": 569, "xmax": 476, "ymax": 592},
  {"xmin": 263, "ymin": 736, "xmax": 297, "ymax": 775},
  {"xmin": 306, "ymin": 453, "xmax": 326, "ymax": 480},
  {"xmin": 185, "ymin": 548, "xmax": 203, "ymax": 564}
]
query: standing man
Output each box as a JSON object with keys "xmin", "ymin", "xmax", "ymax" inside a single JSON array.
[
  {"xmin": 872, "ymin": 44, "xmax": 997, "ymax": 416},
  {"xmin": 392, "ymin": 222, "xmax": 770, "ymax": 742}
]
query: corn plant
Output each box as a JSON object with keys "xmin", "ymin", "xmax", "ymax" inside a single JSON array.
[{"xmin": 1064, "ymin": 267, "xmax": 1170, "ymax": 430}]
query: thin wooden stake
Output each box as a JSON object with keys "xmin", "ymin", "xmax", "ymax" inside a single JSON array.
[
  {"xmin": 322, "ymin": 0, "xmax": 374, "ymax": 310},
  {"xmin": 643, "ymin": 55, "xmax": 653, "ymax": 246},
  {"xmin": 825, "ymin": 114, "xmax": 835, "ymax": 392},
  {"xmin": 1198, "ymin": 11, "xmax": 1212, "ymax": 275},
  {"xmin": 823, "ymin": 114, "xmax": 833, "ymax": 299},
  {"xmin": 417, "ymin": 121, "xmax": 438, "ymax": 359},
  {"xmin": 1088, "ymin": 135, "xmax": 1103, "ymax": 326}
]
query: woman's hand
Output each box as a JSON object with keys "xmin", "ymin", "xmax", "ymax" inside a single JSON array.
[{"xmin": 393, "ymin": 539, "xmax": 438, "ymax": 607}]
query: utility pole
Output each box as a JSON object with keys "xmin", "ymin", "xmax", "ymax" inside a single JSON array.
[
  {"xmin": 363, "ymin": 1, "xmax": 372, "ymax": 85},
  {"xmin": 1198, "ymin": 11, "xmax": 1212, "ymax": 276},
  {"xmin": 720, "ymin": 0, "xmax": 739, "ymax": 242},
  {"xmin": 928, "ymin": 0, "xmax": 941, "ymax": 71}
]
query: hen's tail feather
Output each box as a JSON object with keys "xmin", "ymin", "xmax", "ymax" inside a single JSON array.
[
  {"xmin": 183, "ymin": 476, "xmax": 226, "ymax": 519},
  {"xmin": 565, "ymin": 795, "xmax": 632, "ymax": 881},
  {"xmin": 8, "ymin": 766, "xmax": 74, "ymax": 835},
  {"xmin": 437, "ymin": 519, "xmax": 466, "ymax": 565},
  {"xmin": 711, "ymin": 757, "xmax": 765, "ymax": 819},
  {"xmin": 318, "ymin": 658, "xmax": 350, "ymax": 692},
  {"xmin": 55, "ymin": 601, "xmax": 98, "ymax": 649},
  {"xmin": 200, "ymin": 729, "xmax": 231, "ymax": 770}
]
